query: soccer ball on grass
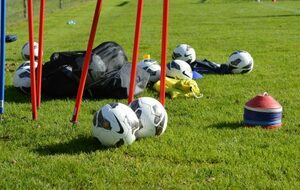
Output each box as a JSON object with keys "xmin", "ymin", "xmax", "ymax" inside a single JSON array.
[
  {"xmin": 138, "ymin": 57, "xmax": 161, "ymax": 83},
  {"xmin": 92, "ymin": 103, "xmax": 140, "ymax": 147},
  {"xmin": 21, "ymin": 42, "xmax": 39, "ymax": 61},
  {"xmin": 13, "ymin": 61, "xmax": 37, "ymax": 94},
  {"xmin": 129, "ymin": 97, "xmax": 168, "ymax": 138},
  {"xmin": 228, "ymin": 50, "xmax": 254, "ymax": 74},
  {"xmin": 166, "ymin": 60, "xmax": 193, "ymax": 80},
  {"xmin": 172, "ymin": 44, "xmax": 196, "ymax": 64}
]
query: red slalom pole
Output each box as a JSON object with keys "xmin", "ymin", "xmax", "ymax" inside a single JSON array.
[
  {"xmin": 128, "ymin": 0, "xmax": 144, "ymax": 104},
  {"xmin": 159, "ymin": 0, "xmax": 169, "ymax": 106},
  {"xmin": 27, "ymin": 0, "xmax": 37, "ymax": 120},
  {"xmin": 71, "ymin": 0, "xmax": 103, "ymax": 124},
  {"xmin": 37, "ymin": 0, "xmax": 45, "ymax": 108}
]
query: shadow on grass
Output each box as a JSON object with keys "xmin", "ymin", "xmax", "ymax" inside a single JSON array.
[
  {"xmin": 4, "ymin": 86, "xmax": 69, "ymax": 104},
  {"xmin": 208, "ymin": 121, "xmax": 244, "ymax": 130},
  {"xmin": 4, "ymin": 86, "xmax": 32, "ymax": 103},
  {"xmin": 191, "ymin": 0, "xmax": 208, "ymax": 4},
  {"xmin": 234, "ymin": 14, "xmax": 300, "ymax": 19},
  {"xmin": 4, "ymin": 85, "xmax": 124, "ymax": 104},
  {"xmin": 35, "ymin": 136, "xmax": 109, "ymax": 156},
  {"xmin": 116, "ymin": 1, "xmax": 129, "ymax": 7}
]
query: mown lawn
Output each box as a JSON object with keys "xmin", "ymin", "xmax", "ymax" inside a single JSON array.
[{"xmin": 1, "ymin": 0, "xmax": 300, "ymax": 189}]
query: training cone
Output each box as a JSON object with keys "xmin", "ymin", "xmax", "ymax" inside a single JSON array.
[{"xmin": 243, "ymin": 92, "xmax": 282, "ymax": 129}]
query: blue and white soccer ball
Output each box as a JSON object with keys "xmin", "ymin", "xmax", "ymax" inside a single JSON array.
[
  {"xmin": 228, "ymin": 50, "xmax": 254, "ymax": 74},
  {"xmin": 166, "ymin": 60, "xmax": 193, "ymax": 80},
  {"xmin": 92, "ymin": 103, "xmax": 140, "ymax": 147},
  {"xmin": 129, "ymin": 97, "xmax": 168, "ymax": 138},
  {"xmin": 172, "ymin": 44, "xmax": 196, "ymax": 64},
  {"xmin": 21, "ymin": 42, "xmax": 39, "ymax": 61},
  {"xmin": 13, "ymin": 61, "xmax": 37, "ymax": 94},
  {"xmin": 138, "ymin": 58, "xmax": 161, "ymax": 83}
]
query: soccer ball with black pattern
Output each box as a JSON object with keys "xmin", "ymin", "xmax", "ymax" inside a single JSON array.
[
  {"xmin": 129, "ymin": 97, "xmax": 168, "ymax": 138},
  {"xmin": 228, "ymin": 50, "xmax": 254, "ymax": 74},
  {"xmin": 13, "ymin": 61, "xmax": 37, "ymax": 94},
  {"xmin": 21, "ymin": 42, "xmax": 39, "ymax": 61},
  {"xmin": 172, "ymin": 44, "xmax": 196, "ymax": 64},
  {"xmin": 166, "ymin": 60, "xmax": 193, "ymax": 80},
  {"xmin": 92, "ymin": 103, "xmax": 140, "ymax": 147},
  {"xmin": 138, "ymin": 59, "xmax": 161, "ymax": 83}
]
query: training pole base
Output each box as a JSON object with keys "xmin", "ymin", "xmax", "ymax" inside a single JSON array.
[{"xmin": 70, "ymin": 119, "xmax": 79, "ymax": 126}]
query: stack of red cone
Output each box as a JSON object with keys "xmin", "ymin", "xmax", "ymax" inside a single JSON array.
[{"xmin": 243, "ymin": 92, "xmax": 282, "ymax": 129}]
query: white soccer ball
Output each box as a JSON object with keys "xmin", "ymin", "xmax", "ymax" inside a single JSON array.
[
  {"xmin": 228, "ymin": 50, "xmax": 254, "ymax": 74},
  {"xmin": 166, "ymin": 60, "xmax": 193, "ymax": 80},
  {"xmin": 138, "ymin": 58, "xmax": 161, "ymax": 83},
  {"xmin": 129, "ymin": 97, "xmax": 168, "ymax": 138},
  {"xmin": 13, "ymin": 61, "xmax": 37, "ymax": 94},
  {"xmin": 92, "ymin": 103, "xmax": 140, "ymax": 147},
  {"xmin": 172, "ymin": 44, "xmax": 196, "ymax": 64},
  {"xmin": 21, "ymin": 42, "xmax": 39, "ymax": 61},
  {"xmin": 86, "ymin": 54, "xmax": 106, "ymax": 82}
]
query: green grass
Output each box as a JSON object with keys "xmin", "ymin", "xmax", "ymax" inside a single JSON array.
[
  {"xmin": 1, "ymin": 0, "xmax": 300, "ymax": 189},
  {"xmin": 6, "ymin": 0, "xmax": 94, "ymax": 23}
]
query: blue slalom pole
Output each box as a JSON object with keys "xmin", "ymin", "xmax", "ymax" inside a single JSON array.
[{"xmin": 0, "ymin": 0, "xmax": 6, "ymax": 116}]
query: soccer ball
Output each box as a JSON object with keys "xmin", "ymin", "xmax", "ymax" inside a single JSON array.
[
  {"xmin": 21, "ymin": 42, "xmax": 39, "ymax": 61},
  {"xmin": 138, "ymin": 58, "xmax": 161, "ymax": 83},
  {"xmin": 166, "ymin": 60, "xmax": 193, "ymax": 80},
  {"xmin": 172, "ymin": 44, "xmax": 196, "ymax": 64},
  {"xmin": 13, "ymin": 61, "xmax": 37, "ymax": 94},
  {"xmin": 86, "ymin": 54, "xmax": 106, "ymax": 82},
  {"xmin": 92, "ymin": 103, "xmax": 140, "ymax": 147},
  {"xmin": 129, "ymin": 97, "xmax": 168, "ymax": 138},
  {"xmin": 228, "ymin": 50, "xmax": 254, "ymax": 74}
]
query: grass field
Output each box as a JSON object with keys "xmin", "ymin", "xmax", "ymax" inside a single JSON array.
[{"xmin": 1, "ymin": 0, "xmax": 300, "ymax": 189}]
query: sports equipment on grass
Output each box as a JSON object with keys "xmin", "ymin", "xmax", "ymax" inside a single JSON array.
[
  {"xmin": 228, "ymin": 50, "xmax": 254, "ymax": 74},
  {"xmin": 21, "ymin": 42, "xmax": 39, "ymax": 61},
  {"xmin": 13, "ymin": 61, "xmax": 37, "ymax": 94},
  {"xmin": 24, "ymin": 0, "xmax": 45, "ymax": 119},
  {"xmin": 190, "ymin": 59, "xmax": 231, "ymax": 74},
  {"xmin": 153, "ymin": 77, "xmax": 202, "ymax": 99},
  {"xmin": 172, "ymin": 44, "xmax": 196, "ymax": 64},
  {"xmin": 41, "ymin": 41, "xmax": 149, "ymax": 99},
  {"xmin": 138, "ymin": 55, "xmax": 161, "ymax": 83},
  {"xmin": 72, "ymin": 0, "xmax": 169, "ymax": 124},
  {"xmin": 5, "ymin": 35, "xmax": 17, "ymax": 43},
  {"xmin": 0, "ymin": 0, "xmax": 6, "ymax": 115},
  {"xmin": 128, "ymin": 0, "xmax": 169, "ymax": 105},
  {"xmin": 167, "ymin": 60, "xmax": 193, "ymax": 80},
  {"xmin": 244, "ymin": 92, "xmax": 282, "ymax": 129},
  {"xmin": 71, "ymin": 0, "xmax": 103, "ymax": 124},
  {"xmin": 129, "ymin": 97, "xmax": 168, "ymax": 138},
  {"xmin": 37, "ymin": 0, "xmax": 45, "ymax": 109},
  {"xmin": 92, "ymin": 103, "xmax": 139, "ymax": 146},
  {"xmin": 26, "ymin": 0, "xmax": 38, "ymax": 119}
]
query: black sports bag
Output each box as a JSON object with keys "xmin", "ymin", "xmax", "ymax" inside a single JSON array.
[{"xmin": 41, "ymin": 41, "xmax": 149, "ymax": 98}]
